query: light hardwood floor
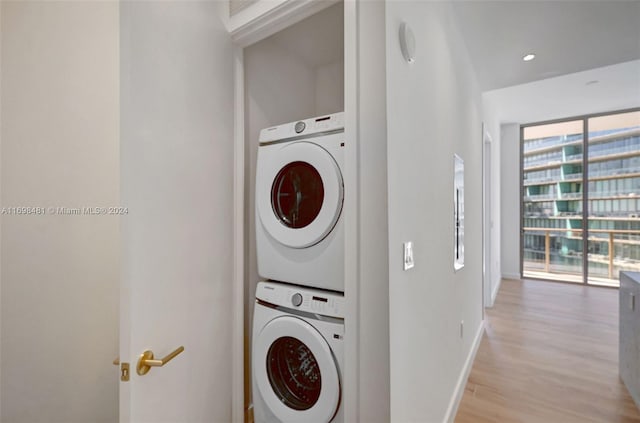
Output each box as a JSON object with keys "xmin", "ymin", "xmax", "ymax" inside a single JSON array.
[{"xmin": 455, "ymin": 278, "xmax": 640, "ymax": 423}]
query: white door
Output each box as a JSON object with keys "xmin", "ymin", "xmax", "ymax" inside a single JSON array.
[{"xmin": 119, "ymin": 2, "xmax": 235, "ymax": 422}]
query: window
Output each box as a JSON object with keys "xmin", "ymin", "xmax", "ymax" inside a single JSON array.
[{"xmin": 521, "ymin": 109, "xmax": 640, "ymax": 286}]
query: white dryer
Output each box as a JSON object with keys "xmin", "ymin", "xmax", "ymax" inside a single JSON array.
[
  {"xmin": 252, "ymin": 281, "xmax": 344, "ymax": 423},
  {"xmin": 255, "ymin": 112, "xmax": 344, "ymax": 292}
]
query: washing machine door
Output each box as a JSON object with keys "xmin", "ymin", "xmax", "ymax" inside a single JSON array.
[
  {"xmin": 257, "ymin": 139, "xmax": 343, "ymax": 248},
  {"xmin": 254, "ymin": 316, "xmax": 340, "ymax": 423}
]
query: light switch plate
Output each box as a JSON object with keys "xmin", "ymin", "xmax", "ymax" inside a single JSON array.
[{"xmin": 403, "ymin": 242, "xmax": 414, "ymax": 270}]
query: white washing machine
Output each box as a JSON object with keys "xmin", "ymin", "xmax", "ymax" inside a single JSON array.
[
  {"xmin": 252, "ymin": 281, "xmax": 344, "ymax": 423},
  {"xmin": 255, "ymin": 112, "xmax": 344, "ymax": 292}
]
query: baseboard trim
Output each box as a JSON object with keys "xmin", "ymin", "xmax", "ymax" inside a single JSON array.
[
  {"xmin": 501, "ymin": 272, "xmax": 521, "ymax": 281},
  {"xmin": 443, "ymin": 320, "xmax": 485, "ymax": 423},
  {"xmin": 490, "ymin": 277, "xmax": 502, "ymax": 306}
]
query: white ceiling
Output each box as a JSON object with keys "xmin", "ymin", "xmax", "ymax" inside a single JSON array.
[
  {"xmin": 262, "ymin": 1, "xmax": 639, "ymax": 124},
  {"xmin": 453, "ymin": 1, "xmax": 640, "ymax": 91},
  {"xmin": 484, "ymin": 59, "xmax": 640, "ymax": 124}
]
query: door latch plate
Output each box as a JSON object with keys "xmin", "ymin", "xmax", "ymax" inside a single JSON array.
[{"xmin": 121, "ymin": 362, "xmax": 130, "ymax": 382}]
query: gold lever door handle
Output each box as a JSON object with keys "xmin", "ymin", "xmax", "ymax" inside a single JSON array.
[{"xmin": 137, "ymin": 346, "xmax": 185, "ymax": 376}]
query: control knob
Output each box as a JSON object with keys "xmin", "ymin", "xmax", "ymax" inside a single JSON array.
[
  {"xmin": 294, "ymin": 121, "xmax": 306, "ymax": 133},
  {"xmin": 291, "ymin": 293, "xmax": 303, "ymax": 307}
]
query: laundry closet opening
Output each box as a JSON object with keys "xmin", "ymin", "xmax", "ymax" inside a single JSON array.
[{"xmin": 242, "ymin": 1, "xmax": 345, "ymax": 418}]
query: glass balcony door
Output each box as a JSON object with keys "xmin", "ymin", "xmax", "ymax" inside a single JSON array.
[
  {"xmin": 586, "ymin": 111, "xmax": 640, "ymax": 286},
  {"xmin": 521, "ymin": 109, "xmax": 640, "ymax": 287},
  {"xmin": 522, "ymin": 120, "xmax": 585, "ymax": 283}
]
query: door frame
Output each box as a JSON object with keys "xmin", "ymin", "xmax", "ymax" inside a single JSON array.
[
  {"xmin": 230, "ymin": 2, "xmax": 356, "ymax": 422},
  {"xmin": 232, "ymin": 45, "xmax": 245, "ymax": 423},
  {"xmin": 482, "ymin": 127, "xmax": 493, "ymax": 308}
]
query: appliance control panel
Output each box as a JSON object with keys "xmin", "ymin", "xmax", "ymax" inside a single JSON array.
[
  {"xmin": 256, "ymin": 281, "xmax": 344, "ymax": 319},
  {"xmin": 259, "ymin": 112, "xmax": 344, "ymax": 144}
]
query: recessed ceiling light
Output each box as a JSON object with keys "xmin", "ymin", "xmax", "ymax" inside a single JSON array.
[{"xmin": 523, "ymin": 53, "xmax": 536, "ymax": 62}]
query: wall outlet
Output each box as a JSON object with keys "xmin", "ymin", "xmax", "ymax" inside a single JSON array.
[{"xmin": 403, "ymin": 242, "xmax": 414, "ymax": 270}]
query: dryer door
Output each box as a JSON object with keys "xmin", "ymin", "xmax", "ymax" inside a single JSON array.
[
  {"xmin": 257, "ymin": 138, "xmax": 343, "ymax": 248},
  {"xmin": 254, "ymin": 316, "xmax": 340, "ymax": 423}
]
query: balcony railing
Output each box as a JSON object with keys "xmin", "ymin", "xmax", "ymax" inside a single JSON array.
[
  {"xmin": 589, "ymin": 167, "xmax": 640, "ymax": 179},
  {"xmin": 523, "ymin": 227, "xmax": 640, "ymax": 280},
  {"xmin": 524, "ymin": 173, "xmax": 562, "ymax": 184},
  {"xmin": 555, "ymin": 211, "xmax": 582, "ymax": 217},
  {"xmin": 589, "ymin": 190, "xmax": 640, "ymax": 199},
  {"xmin": 524, "ymin": 193, "xmax": 557, "ymax": 201},
  {"xmin": 562, "ymin": 172, "xmax": 583, "ymax": 181},
  {"xmin": 589, "ymin": 143, "xmax": 640, "ymax": 159},
  {"xmin": 524, "ymin": 190, "xmax": 640, "ymax": 202},
  {"xmin": 524, "ymin": 157, "xmax": 563, "ymax": 168},
  {"xmin": 524, "ymin": 136, "xmax": 582, "ymax": 154},
  {"xmin": 559, "ymin": 192, "xmax": 582, "ymax": 199},
  {"xmin": 524, "ymin": 153, "xmax": 586, "ymax": 168},
  {"xmin": 564, "ymin": 153, "xmax": 583, "ymax": 162}
]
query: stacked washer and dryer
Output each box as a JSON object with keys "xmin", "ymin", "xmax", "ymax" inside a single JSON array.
[{"xmin": 252, "ymin": 112, "xmax": 345, "ymax": 423}]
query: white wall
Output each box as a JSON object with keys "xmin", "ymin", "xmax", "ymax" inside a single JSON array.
[
  {"xmin": 1, "ymin": 2, "xmax": 119, "ymax": 422},
  {"xmin": 315, "ymin": 60, "xmax": 345, "ymax": 116},
  {"xmin": 500, "ymin": 123, "xmax": 521, "ymax": 280},
  {"xmin": 482, "ymin": 96, "xmax": 502, "ymax": 303},
  {"xmin": 385, "ymin": 2, "xmax": 484, "ymax": 422}
]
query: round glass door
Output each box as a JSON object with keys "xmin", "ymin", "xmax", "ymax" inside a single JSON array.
[
  {"xmin": 271, "ymin": 161, "xmax": 324, "ymax": 229},
  {"xmin": 256, "ymin": 140, "xmax": 343, "ymax": 249},
  {"xmin": 253, "ymin": 315, "xmax": 340, "ymax": 423},
  {"xmin": 266, "ymin": 336, "xmax": 322, "ymax": 410}
]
